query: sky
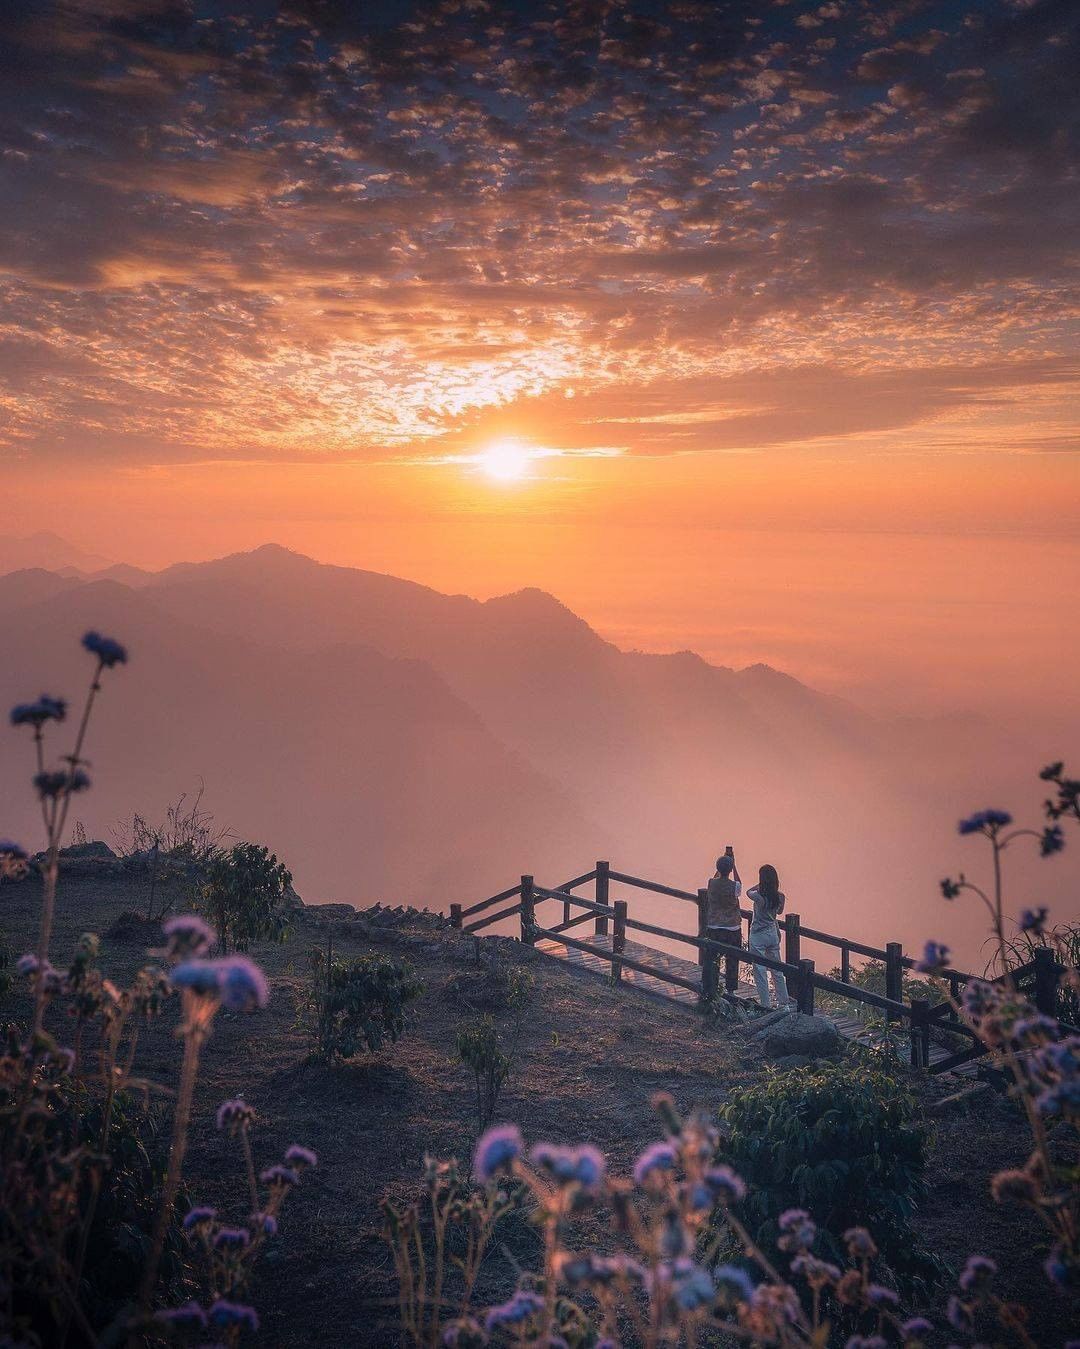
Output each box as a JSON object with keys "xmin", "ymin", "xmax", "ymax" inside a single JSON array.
[{"xmin": 2, "ymin": 0, "xmax": 1078, "ymax": 724}]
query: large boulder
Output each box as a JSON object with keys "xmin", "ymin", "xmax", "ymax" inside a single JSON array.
[{"xmin": 750, "ymin": 1012, "xmax": 843, "ymax": 1060}]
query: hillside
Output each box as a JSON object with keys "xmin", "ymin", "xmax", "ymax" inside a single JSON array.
[{"xmin": 0, "ymin": 869, "xmax": 1069, "ymax": 1345}]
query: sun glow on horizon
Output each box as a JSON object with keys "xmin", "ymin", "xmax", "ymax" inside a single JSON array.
[{"xmin": 475, "ymin": 438, "xmax": 535, "ymax": 482}]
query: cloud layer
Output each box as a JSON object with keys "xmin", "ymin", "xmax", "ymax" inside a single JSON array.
[{"xmin": 1, "ymin": 0, "xmax": 1077, "ymax": 463}]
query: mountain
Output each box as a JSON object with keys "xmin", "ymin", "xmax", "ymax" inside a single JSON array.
[
  {"xmin": 0, "ymin": 578, "xmax": 605, "ymax": 904},
  {"xmin": 2, "ymin": 545, "xmax": 1073, "ymax": 962},
  {"xmin": 0, "ymin": 531, "xmax": 113, "ymax": 576}
]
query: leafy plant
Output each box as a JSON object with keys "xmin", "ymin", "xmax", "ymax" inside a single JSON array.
[
  {"xmin": 718, "ymin": 1057, "xmax": 939, "ymax": 1289},
  {"xmin": 455, "ymin": 969, "xmax": 532, "ymax": 1135},
  {"xmin": 199, "ymin": 841, "xmax": 292, "ymax": 954},
  {"xmin": 305, "ymin": 947, "xmax": 422, "ymax": 1062}
]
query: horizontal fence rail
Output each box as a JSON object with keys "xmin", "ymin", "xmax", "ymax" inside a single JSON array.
[{"xmin": 452, "ymin": 860, "xmax": 1067, "ymax": 1075}]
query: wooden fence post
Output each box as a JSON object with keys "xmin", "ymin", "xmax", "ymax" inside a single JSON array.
[
  {"xmin": 797, "ymin": 958, "xmax": 815, "ymax": 1015},
  {"xmin": 909, "ymin": 998, "xmax": 930, "ymax": 1068},
  {"xmin": 450, "ymin": 903, "xmax": 462, "ymax": 929},
  {"xmin": 701, "ymin": 936, "xmax": 719, "ymax": 1006},
  {"xmin": 612, "ymin": 899, "xmax": 627, "ymax": 983},
  {"xmin": 1033, "ymin": 947, "xmax": 1059, "ymax": 1016},
  {"xmin": 885, "ymin": 942, "xmax": 903, "ymax": 1023},
  {"xmin": 785, "ymin": 912, "xmax": 801, "ymax": 968},
  {"xmin": 595, "ymin": 860, "xmax": 610, "ymax": 936},
  {"xmin": 697, "ymin": 888, "xmax": 709, "ymax": 970},
  {"xmin": 520, "ymin": 875, "xmax": 535, "ymax": 946},
  {"xmin": 840, "ymin": 944, "xmax": 851, "ymax": 984}
]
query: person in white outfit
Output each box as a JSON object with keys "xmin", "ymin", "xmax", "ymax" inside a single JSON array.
[{"xmin": 746, "ymin": 863, "xmax": 793, "ymax": 1010}]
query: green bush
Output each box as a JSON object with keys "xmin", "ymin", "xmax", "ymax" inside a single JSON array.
[
  {"xmin": 199, "ymin": 842, "xmax": 292, "ymax": 953},
  {"xmin": 454, "ymin": 969, "xmax": 532, "ymax": 1134},
  {"xmin": 307, "ymin": 950, "xmax": 423, "ymax": 1062},
  {"xmin": 718, "ymin": 1057, "xmax": 941, "ymax": 1289}
]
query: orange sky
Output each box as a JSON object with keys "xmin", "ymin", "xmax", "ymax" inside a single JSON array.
[{"xmin": 2, "ymin": 0, "xmax": 1078, "ymax": 734}]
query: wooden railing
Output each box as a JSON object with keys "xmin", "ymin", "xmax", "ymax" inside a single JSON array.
[{"xmin": 450, "ymin": 861, "xmax": 1065, "ymax": 1075}]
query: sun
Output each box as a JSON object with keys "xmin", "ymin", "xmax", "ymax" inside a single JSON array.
[{"xmin": 476, "ymin": 438, "xmax": 533, "ymax": 482}]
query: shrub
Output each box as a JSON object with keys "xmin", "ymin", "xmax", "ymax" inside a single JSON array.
[
  {"xmin": 455, "ymin": 969, "xmax": 532, "ymax": 1135},
  {"xmin": 719, "ymin": 1057, "xmax": 939, "ymax": 1289},
  {"xmin": 306, "ymin": 948, "xmax": 423, "ymax": 1062},
  {"xmin": 199, "ymin": 841, "xmax": 292, "ymax": 954}
]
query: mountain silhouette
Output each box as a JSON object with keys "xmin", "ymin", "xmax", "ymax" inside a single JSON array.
[{"xmin": 1, "ymin": 542, "xmax": 1066, "ymax": 961}]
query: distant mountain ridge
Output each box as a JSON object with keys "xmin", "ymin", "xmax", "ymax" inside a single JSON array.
[{"xmin": 0, "ymin": 537, "xmax": 1059, "ymax": 961}]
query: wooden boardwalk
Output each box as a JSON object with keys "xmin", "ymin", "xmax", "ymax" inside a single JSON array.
[{"xmin": 534, "ymin": 932, "xmax": 977, "ymax": 1074}]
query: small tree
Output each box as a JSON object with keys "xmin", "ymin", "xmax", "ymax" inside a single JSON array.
[
  {"xmin": 307, "ymin": 949, "xmax": 422, "ymax": 1062},
  {"xmin": 200, "ymin": 842, "xmax": 292, "ymax": 954},
  {"xmin": 454, "ymin": 969, "xmax": 532, "ymax": 1135}
]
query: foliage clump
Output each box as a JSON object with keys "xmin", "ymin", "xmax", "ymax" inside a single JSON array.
[
  {"xmin": 306, "ymin": 948, "xmax": 423, "ymax": 1062},
  {"xmin": 199, "ymin": 841, "xmax": 292, "ymax": 954},
  {"xmin": 719, "ymin": 1057, "xmax": 937, "ymax": 1288},
  {"xmin": 455, "ymin": 968, "xmax": 532, "ymax": 1134}
]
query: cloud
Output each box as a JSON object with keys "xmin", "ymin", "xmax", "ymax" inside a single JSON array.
[{"xmin": 0, "ymin": 0, "xmax": 1076, "ymax": 463}]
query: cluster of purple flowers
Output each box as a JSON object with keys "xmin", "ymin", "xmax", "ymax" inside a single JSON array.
[
  {"xmin": 171, "ymin": 955, "xmax": 269, "ymax": 1011},
  {"xmin": 10, "ymin": 694, "xmax": 66, "ymax": 728},
  {"xmin": 530, "ymin": 1142, "xmax": 605, "ymax": 1190},
  {"xmin": 957, "ymin": 808, "xmax": 1013, "ymax": 835},
  {"xmin": 914, "ymin": 940, "xmax": 950, "ymax": 974},
  {"xmin": 216, "ymin": 1098, "xmax": 256, "ymax": 1133},
  {"xmin": 472, "ymin": 1123, "xmax": 522, "ymax": 1181},
  {"xmin": 163, "ymin": 913, "xmax": 215, "ymax": 960},
  {"xmin": 81, "ymin": 630, "xmax": 128, "ymax": 668},
  {"xmin": 34, "ymin": 768, "xmax": 90, "ymax": 798}
]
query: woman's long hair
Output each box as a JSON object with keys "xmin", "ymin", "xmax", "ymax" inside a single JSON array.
[{"xmin": 758, "ymin": 863, "xmax": 782, "ymax": 914}]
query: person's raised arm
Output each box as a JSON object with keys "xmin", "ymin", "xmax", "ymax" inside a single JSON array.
[{"xmin": 732, "ymin": 855, "xmax": 742, "ymax": 892}]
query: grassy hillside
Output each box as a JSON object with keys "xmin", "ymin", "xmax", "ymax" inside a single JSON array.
[{"xmin": 0, "ymin": 869, "xmax": 1069, "ymax": 1345}]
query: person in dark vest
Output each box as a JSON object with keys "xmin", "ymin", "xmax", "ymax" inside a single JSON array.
[{"xmin": 705, "ymin": 849, "xmax": 742, "ymax": 994}]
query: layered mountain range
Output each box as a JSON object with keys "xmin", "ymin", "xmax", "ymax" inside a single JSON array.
[{"xmin": 1, "ymin": 540, "xmax": 1064, "ymax": 962}]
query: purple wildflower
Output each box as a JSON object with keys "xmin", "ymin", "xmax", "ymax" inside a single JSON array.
[
  {"xmin": 207, "ymin": 1300, "xmax": 259, "ymax": 1332},
  {"xmin": 284, "ymin": 1144, "xmax": 318, "ymax": 1169},
  {"xmin": 441, "ymin": 1318, "xmax": 487, "ymax": 1347},
  {"xmin": 1037, "ymin": 1079, "xmax": 1080, "ymax": 1117},
  {"xmin": 171, "ymin": 960, "xmax": 223, "ymax": 998},
  {"xmin": 182, "ymin": 1206, "xmax": 217, "ymax": 1230},
  {"xmin": 154, "ymin": 1302, "xmax": 208, "ymax": 1329},
  {"xmin": 82, "ymin": 631, "xmax": 128, "ymax": 667},
  {"xmin": 483, "ymin": 1290, "xmax": 543, "ymax": 1331},
  {"xmin": 1019, "ymin": 907, "xmax": 1049, "ymax": 935},
  {"xmin": 218, "ymin": 956, "xmax": 269, "ymax": 1012},
  {"xmin": 791, "ymin": 1254, "xmax": 840, "ymax": 1285},
  {"xmin": 34, "ymin": 769, "xmax": 90, "ymax": 798},
  {"xmin": 958, "ymin": 1255, "xmax": 996, "ymax": 1293},
  {"xmin": 216, "ymin": 1098, "xmax": 255, "ymax": 1132},
  {"xmin": 958, "ymin": 809, "xmax": 1013, "ymax": 835},
  {"xmin": 16, "ymin": 953, "xmax": 41, "ymax": 976},
  {"xmin": 901, "ymin": 1317, "xmax": 933, "ymax": 1339},
  {"xmin": 940, "ymin": 876, "xmax": 962, "ymax": 899},
  {"xmin": 633, "ymin": 1140, "xmax": 677, "ymax": 1185},
  {"xmin": 668, "ymin": 1259, "xmax": 714, "ymax": 1311},
  {"xmin": 10, "ymin": 695, "xmax": 66, "ymax": 728},
  {"xmin": 0, "ymin": 839, "xmax": 27, "ymax": 859},
  {"xmin": 260, "ymin": 1165, "xmax": 298, "ymax": 1188},
  {"xmin": 252, "ymin": 1212, "xmax": 278, "ymax": 1236},
  {"xmin": 990, "ymin": 1169, "xmax": 1038, "ymax": 1203},
  {"xmin": 473, "ymin": 1124, "xmax": 522, "ymax": 1181},
  {"xmin": 213, "ymin": 1226, "xmax": 251, "ymax": 1250},
  {"xmin": 1041, "ymin": 825, "xmax": 1066, "ymax": 856},
  {"xmin": 704, "ymin": 1165, "xmax": 745, "ymax": 1205},
  {"xmin": 777, "ymin": 1208, "xmax": 816, "ymax": 1252},
  {"xmin": 529, "ymin": 1142, "xmax": 606, "ymax": 1190},
  {"xmin": 163, "ymin": 913, "xmax": 215, "ymax": 959},
  {"xmin": 866, "ymin": 1284, "xmax": 899, "ymax": 1308},
  {"xmin": 915, "ymin": 940, "xmax": 950, "ymax": 974},
  {"xmin": 843, "ymin": 1227, "xmax": 878, "ymax": 1259},
  {"xmin": 713, "ymin": 1263, "xmax": 754, "ymax": 1305},
  {"xmin": 960, "ymin": 979, "xmax": 999, "ymax": 1017}
]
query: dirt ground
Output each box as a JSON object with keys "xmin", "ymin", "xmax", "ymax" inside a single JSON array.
[{"xmin": 2, "ymin": 871, "xmax": 1077, "ymax": 1345}]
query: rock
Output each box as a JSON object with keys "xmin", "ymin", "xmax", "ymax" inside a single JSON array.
[
  {"xmin": 284, "ymin": 883, "xmax": 305, "ymax": 910},
  {"xmin": 306, "ymin": 902, "xmax": 358, "ymax": 922},
  {"xmin": 772, "ymin": 1053, "xmax": 813, "ymax": 1070},
  {"xmin": 751, "ymin": 1012, "xmax": 843, "ymax": 1060},
  {"xmin": 59, "ymin": 840, "xmax": 115, "ymax": 860}
]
